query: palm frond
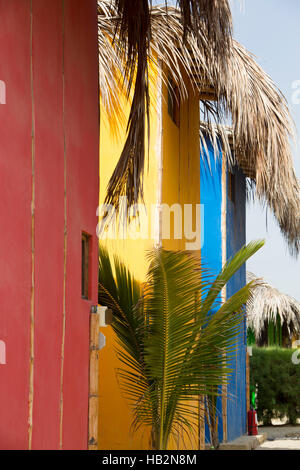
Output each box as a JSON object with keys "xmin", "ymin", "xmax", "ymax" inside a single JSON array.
[
  {"xmin": 98, "ymin": 245, "xmax": 143, "ymax": 362},
  {"xmin": 200, "ymin": 240, "xmax": 265, "ymax": 318},
  {"xmin": 140, "ymin": 243, "xmax": 263, "ymax": 448},
  {"xmin": 99, "ymin": 242, "xmax": 264, "ymax": 449},
  {"xmin": 98, "ymin": 246, "xmax": 158, "ymax": 437},
  {"xmin": 99, "ymin": 0, "xmax": 233, "ymax": 213}
]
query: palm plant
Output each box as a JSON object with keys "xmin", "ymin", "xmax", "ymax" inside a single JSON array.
[{"xmin": 98, "ymin": 240, "xmax": 264, "ymax": 449}]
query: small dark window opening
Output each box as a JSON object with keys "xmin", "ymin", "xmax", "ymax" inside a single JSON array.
[
  {"xmin": 228, "ymin": 171, "xmax": 236, "ymax": 204},
  {"xmin": 167, "ymin": 77, "xmax": 180, "ymax": 127},
  {"xmin": 82, "ymin": 233, "xmax": 91, "ymax": 300}
]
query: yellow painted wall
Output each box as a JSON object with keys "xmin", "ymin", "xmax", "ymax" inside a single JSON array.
[
  {"xmin": 98, "ymin": 62, "xmax": 201, "ymax": 450},
  {"xmin": 161, "ymin": 67, "xmax": 200, "ymax": 255},
  {"xmin": 161, "ymin": 68, "xmax": 202, "ymax": 450},
  {"xmin": 98, "ymin": 62, "xmax": 161, "ymax": 450}
]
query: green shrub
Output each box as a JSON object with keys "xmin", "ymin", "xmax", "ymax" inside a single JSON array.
[{"xmin": 250, "ymin": 347, "xmax": 300, "ymax": 425}]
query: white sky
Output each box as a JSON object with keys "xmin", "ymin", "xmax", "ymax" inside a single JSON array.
[{"xmin": 231, "ymin": 0, "xmax": 300, "ymax": 300}]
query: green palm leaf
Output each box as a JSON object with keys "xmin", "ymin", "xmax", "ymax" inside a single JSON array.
[{"xmin": 98, "ymin": 240, "xmax": 264, "ymax": 449}]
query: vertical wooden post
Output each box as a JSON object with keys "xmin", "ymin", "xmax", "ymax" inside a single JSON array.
[
  {"xmin": 88, "ymin": 309, "xmax": 100, "ymax": 450},
  {"xmin": 28, "ymin": 0, "xmax": 36, "ymax": 449}
]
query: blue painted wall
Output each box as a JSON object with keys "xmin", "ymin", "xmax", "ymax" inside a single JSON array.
[
  {"xmin": 200, "ymin": 139, "xmax": 224, "ymax": 444},
  {"xmin": 200, "ymin": 138, "xmax": 247, "ymax": 443},
  {"xmin": 226, "ymin": 166, "xmax": 247, "ymax": 442}
]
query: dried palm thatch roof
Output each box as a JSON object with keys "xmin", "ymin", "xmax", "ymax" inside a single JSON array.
[
  {"xmin": 99, "ymin": 0, "xmax": 233, "ymax": 207},
  {"xmin": 99, "ymin": 2, "xmax": 300, "ymax": 255},
  {"xmin": 246, "ymin": 272, "xmax": 300, "ymax": 340}
]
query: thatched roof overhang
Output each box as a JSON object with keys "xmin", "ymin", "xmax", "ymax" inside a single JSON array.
[
  {"xmin": 99, "ymin": 2, "xmax": 300, "ymax": 255},
  {"xmin": 246, "ymin": 272, "xmax": 300, "ymax": 340}
]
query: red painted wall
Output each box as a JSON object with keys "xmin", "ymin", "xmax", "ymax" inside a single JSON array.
[{"xmin": 0, "ymin": 0, "xmax": 99, "ymax": 450}]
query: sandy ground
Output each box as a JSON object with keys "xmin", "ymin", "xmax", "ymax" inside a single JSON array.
[
  {"xmin": 257, "ymin": 425, "xmax": 300, "ymax": 450},
  {"xmin": 258, "ymin": 440, "xmax": 300, "ymax": 450}
]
